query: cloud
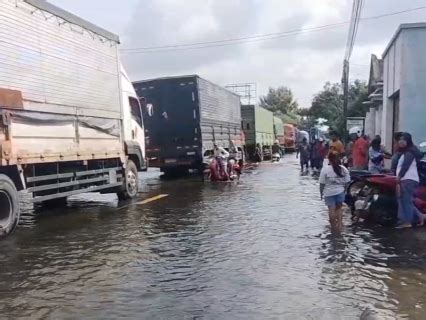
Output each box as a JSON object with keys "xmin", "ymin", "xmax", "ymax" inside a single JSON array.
[
  {"xmin": 122, "ymin": 0, "xmax": 259, "ymax": 79},
  {"xmin": 49, "ymin": 0, "xmax": 426, "ymax": 106}
]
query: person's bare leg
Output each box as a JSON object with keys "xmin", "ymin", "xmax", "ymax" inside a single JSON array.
[
  {"xmin": 328, "ymin": 207, "xmax": 337, "ymax": 230},
  {"xmin": 336, "ymin": 204, "xmax": 344, "ymax": 230}
]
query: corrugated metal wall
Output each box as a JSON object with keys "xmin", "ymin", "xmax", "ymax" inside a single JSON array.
[
  {"xmin": 198, "ymin": 77, "xmax": 241, "ymax": 126},
  {"xmin": 0, "ymin": 0, "xmax": 121, "ymax": 117}
]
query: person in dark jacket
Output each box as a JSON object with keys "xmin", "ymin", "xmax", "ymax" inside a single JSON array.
[
  {"xmin": 299, "ymin": 138, "xmax": 311, "ymax": 172},
  {"xmin": 396, "ymin": 132, "xmax": 422, "ymax": 228},
  {"xmin": 253, "ymin": 143, "xmax": 263, "ymax": 162},
  {"xmin": 391, "ymin": 132, "xmax": 404, "ymax": 174}
]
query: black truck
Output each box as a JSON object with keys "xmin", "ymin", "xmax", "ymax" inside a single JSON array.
[{"xmin": 133, "ymin": 75, "xmax": 244, "ymax": 175}]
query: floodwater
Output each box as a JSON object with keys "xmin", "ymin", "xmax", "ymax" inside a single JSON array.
[{"xmin": 1, "ymin": 156, "xmax": 426, "ymax": 319}]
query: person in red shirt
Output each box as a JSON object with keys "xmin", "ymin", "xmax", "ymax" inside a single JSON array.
[{"xmin": 352, "ymin": 134, "xmax": 369, "ymax": 170}]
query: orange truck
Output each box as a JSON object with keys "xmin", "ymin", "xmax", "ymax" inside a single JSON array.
[{"xmin": 284, "ymin": 124, "xmax": 296, "ymax": 152}]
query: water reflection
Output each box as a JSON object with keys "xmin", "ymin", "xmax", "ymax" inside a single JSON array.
[{"xmin": 2, "ymin": 160, "xmax": 426, "ymax": 319}]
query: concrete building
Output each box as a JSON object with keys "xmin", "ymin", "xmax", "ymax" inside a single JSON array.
[
  {"xmin": 364, "ymin": 54, "xmax": 383, "ymax": 139},
  {"xmin": 381, "ymin": 23, "xmax": 426, "ymax": 151}
]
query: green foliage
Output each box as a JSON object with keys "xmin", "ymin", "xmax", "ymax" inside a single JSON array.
[
  {"xmin": 306, "ymin": 80, "xmax": 368, "ymax": 135},
  {"xmin": 348, "ymin": 79, "xmax": 369, "ymax": 117},
  {"xmin": 260, "ymin": 86, "xmax": 299, "ymax": 115}
]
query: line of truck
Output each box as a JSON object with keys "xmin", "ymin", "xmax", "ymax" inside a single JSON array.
[
  {"xmin": 136, "ymin": 76, "xmax": 297, "ymax": 174},
  {"xmin": 0, "ymin": 0, "xmax": 297, "ymax": 238}
]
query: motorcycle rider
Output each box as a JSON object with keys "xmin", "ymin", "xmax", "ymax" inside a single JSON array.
[
  {"xmin": 272, "ymin": 140, "xmax": 282, "ymax": 159},
  {"xmin": 213, "ymin": 142, "xmax": 230, "ymax": 180}
]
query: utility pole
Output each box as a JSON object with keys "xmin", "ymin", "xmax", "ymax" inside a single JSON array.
[
  {"xmin": 342, "ymin": 0, "xmax": 363, "ymax": 135},
  {"xmin": 342, "ymin": 60, "xmax": 350, "ymax": 134}
]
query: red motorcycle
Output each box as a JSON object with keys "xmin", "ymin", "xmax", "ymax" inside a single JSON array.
[
  {"xmin": 346, "ymin": 161, "xmax": 426, "ymax": 226},
  {"xmin": 208, "ymin": 158, "xmax": 242, "ymax": 182}
]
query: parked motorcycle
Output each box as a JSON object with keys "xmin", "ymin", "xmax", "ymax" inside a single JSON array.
[{"xmin": 346, "ymin": 142, "xmax": 426, "ymax": 226}]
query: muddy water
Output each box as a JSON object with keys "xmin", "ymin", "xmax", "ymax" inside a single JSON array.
[{"xmin": 1, "ymin": 156, "xmax": 426, "ymax": 319}]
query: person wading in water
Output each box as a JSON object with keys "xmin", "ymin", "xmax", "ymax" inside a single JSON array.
[{"xmin": 319, "ymin": 152, "xmax": 350, "ymax": 232}]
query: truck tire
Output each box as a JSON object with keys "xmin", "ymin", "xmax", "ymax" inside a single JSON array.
[
  {"xmin": 117, "ymin": 160, "xmax": 139, "ymax": 201},
  {"xmin": 0, "ymin": 174, "xmax": 20, "ymax": 238}
]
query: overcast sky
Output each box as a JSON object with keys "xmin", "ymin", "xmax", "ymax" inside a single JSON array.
[{"xmin": 51, "ymin": 0, "xmax": 426, "ymax": 107}]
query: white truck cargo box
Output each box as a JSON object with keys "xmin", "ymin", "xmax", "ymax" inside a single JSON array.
[{"xmin": 0, "ymin": 0, "xmax": 121, "ymax": 118}]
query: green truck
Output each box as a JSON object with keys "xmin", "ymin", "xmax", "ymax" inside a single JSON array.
[
  {"xmin": 273, "ymin": 116, "xmax": 284, "ymax": 146},
  {"xmin": 241, "ymin": 105, "xmax": 275, "ymax": 160}
]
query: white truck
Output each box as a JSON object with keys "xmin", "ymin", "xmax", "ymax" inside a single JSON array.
[{"xmin": 0, "ymin": 0, "xmax": 146, "ymax": 237}]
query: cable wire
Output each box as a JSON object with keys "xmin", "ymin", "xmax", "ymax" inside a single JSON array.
[{"xmin": 121, "ymin": 5, "xmax": 426, "ymax": 54}]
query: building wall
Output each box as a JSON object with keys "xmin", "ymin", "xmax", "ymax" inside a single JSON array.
[
  {"xmin": 382, "ymin": 31, "xmax": 403, "ymax": 151},
  {"xmin": 375, "ymin": 105, "xmax": 383, "ymax": 137},
  {"xmin": 365, "ymin": 107, "xmax": 376, "ymax": 138},
  {"xmin": 399, "ymin": 28, "xmax": 426, "ymax": 145}
]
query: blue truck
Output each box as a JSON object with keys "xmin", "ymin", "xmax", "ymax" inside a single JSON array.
[{"xmin": 133, "ymin": 75, "xmax": 244, "ymax": 175}]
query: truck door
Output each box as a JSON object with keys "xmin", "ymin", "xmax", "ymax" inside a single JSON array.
[{"xmin": 129, "ymin": 96, "xmax": 145, "ymax": 158}]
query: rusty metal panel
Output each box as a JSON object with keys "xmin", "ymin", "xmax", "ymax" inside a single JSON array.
[
  {"xmin": 0, "ymin": 88, "xmax": 23, "ymax": 109},
  {"xmin": 0, "ymin": 0, "xmax": 121, "ymax": 117}
]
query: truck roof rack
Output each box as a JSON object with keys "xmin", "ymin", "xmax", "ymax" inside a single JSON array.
[{"xmin": 24, "ymin": 0, "xmax": 120, "ymax": 43}]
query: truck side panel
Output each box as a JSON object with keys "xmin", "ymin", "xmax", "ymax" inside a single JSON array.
[
  {"xmin": 198, "ymin": 77, "xmax": 242, "ymax": 150},
  {"xmin": 255, "ymin": 106, "xmax": 274, "ymax": 145},
  {"xmin": 3, "ymin": 114, "xmax": 123, "ymax": 165},
  {"xmin": 0, "ymin": 0, "xmax": 121, "ymax": 118},
  {"xmin": 197, "ymin": 77, "xmax": 241, "ymax": 126}
]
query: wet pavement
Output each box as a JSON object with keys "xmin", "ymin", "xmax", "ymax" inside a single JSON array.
[{"xmin": 1, "ymin": 156, "xmax": 426, "ymax": 319}]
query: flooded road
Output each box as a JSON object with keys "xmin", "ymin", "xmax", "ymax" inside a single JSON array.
[{"xmin": 1, "ymin": 156, "xmax": 426, "ymax": 319}]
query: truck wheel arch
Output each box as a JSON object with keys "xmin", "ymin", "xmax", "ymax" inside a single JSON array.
[{"xmin": 124, "ymin": 141, "xmax": 145, "ymax": 171}]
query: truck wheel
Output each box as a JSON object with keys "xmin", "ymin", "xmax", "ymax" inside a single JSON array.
[
  {"xmin": 0, "ymin": 174, "xmax": 20, "ymax": 238},
  {"xmin": 117, "ymin": 160, "xmax": 139, "ymax": 201}
]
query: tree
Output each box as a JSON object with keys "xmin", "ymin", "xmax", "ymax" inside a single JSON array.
[
  {"xmin": 306, "ymin": 80, "xmax": 368, "ymax": 135},
  {"xmin": 260, "ymin": 86, "xmax": 299, "ymax": 115},
  {"xmin": 348, "ymin": 79, "xmax": 369, "ymax": 117}
]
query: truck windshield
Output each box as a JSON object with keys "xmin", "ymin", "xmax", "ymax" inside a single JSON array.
[{"xmin": 129, "ymin": 97, "xmax": 143, "ymax": 126}]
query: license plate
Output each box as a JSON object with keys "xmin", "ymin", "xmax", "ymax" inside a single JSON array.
[{"xmin": 164, "ymin": 159, "xmax": 177, "ymax": 164}]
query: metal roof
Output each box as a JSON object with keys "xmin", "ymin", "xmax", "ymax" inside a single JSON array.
[
  {"xmin": 132, "ymin": 75, "xmax": 199, "ymax": 84},
  {"xmin": 133, "ymin": 75, "xmax": 240, "ymax": 98},
  {"xmin": 383, "ymin": 22, "xmax": 426, "ymax": 57},
  {"xmin": 24, "ymin": 0, "xmax": 120, "ymax": 43}
]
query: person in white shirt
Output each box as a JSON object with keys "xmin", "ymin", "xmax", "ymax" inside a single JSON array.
[
  {"xmin": 213, "ymin": 143, "xmax": 230, "ymax": 179},
  {"xmin": 319, "ymin": 152, "xmax": 351, "ymax": 231}
]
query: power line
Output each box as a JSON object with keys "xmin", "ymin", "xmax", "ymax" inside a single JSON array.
[
  {"xmin": 120, "ymin": 5, "xmax": 426, "ymax": 54},
  {"xmin": 121, "ymin": 21, "xmax": 349, "ymax": 52}
]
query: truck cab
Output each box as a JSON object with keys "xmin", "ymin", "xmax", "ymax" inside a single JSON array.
[{"xmin": 120, "ymin": 65, "xmax": 146, "ymax": 173}]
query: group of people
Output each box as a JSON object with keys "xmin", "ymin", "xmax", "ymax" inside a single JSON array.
[
  {"xmin": 318, "ymin": 129, "xmax": 425, "ymax": 231},
  {"xmin": 296, "ymin": 137, "xmax": 328, "ymax": 172}
]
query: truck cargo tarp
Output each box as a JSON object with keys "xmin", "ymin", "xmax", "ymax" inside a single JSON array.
[{"xmin": 11, "ymin": 111, "xmax": 120, "ymax": 137}]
